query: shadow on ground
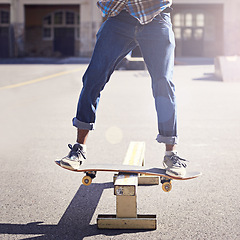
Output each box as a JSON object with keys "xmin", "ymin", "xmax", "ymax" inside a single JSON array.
[
  {"xmin": 1, "ymin": 182, "xmax": 152, "ymax": 239},
  {"xmin": 193, "ymin": 73, "xmax": 221, "ymax": 82}
]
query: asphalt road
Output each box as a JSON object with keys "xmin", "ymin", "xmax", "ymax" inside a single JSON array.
[{"xmin": 0, "ymin": 61, "xmax": 240, "ymax": 239}]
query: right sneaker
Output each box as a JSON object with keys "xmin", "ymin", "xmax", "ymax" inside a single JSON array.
[
  {"xmin": 163, "ymin": 152, "xmax": 188, "ymax": 177},
  {"xmin": 60, "ymin": 143, "xmax": 86, "ymax": 170}
]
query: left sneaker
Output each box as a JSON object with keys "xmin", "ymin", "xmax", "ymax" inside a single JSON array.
[
  {"xmin": 60, "ymin": 143, "xmax": 86, "ymax": 170},
  {"xmin": 163, "ymin": 152, "xmax": 188, "ymax": 177}
]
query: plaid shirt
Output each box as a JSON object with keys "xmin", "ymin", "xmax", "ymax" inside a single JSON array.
[{"xmin": 97, "ymin": 0, "xmax": 172, "ymax": 24}]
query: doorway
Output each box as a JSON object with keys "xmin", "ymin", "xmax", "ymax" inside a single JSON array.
[
  {"xmin": 173, "ymin": 12, "xmax": 204, "ymax": 57},
  {"xmin": 0, "ymin": 27, "xmax": 9, "ymax": 57},
  {"xmin": 54, "ymin": 28, "xmax": 74, "ymax": 56},
  {"xmin": 0, "ymin": 9, "xmax": 10, "ymax": 58},
  {"xmin": 172, "ymin": 4, "xmax": 223, "ymax": 57}
]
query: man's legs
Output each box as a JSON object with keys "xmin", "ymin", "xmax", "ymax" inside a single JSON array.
[
  {"xmin": 73, "ymin": 12, "xmax": 138, "ymax": 131},
  {"xmin": 137, "ymin": 13, "xmax": 177, "ymax": 144},
  {"xmin": 137, "ymin": 12, "xmax": 187, "ymax": 176},
  {"xmin": 74, "ymin": 12, "xmax": 138, "ymax": 143},
  {"xmin": 61, "ymin": 12, "xmax": 138, "ymax": 169}
]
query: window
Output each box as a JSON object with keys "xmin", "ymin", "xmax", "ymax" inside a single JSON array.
[
  {"xmin": 174, "ymin": 28, "xmax": 181, "ymax": 39},
  {"xmin": 173, "ymin": 12, "xmax": 205, "ymax": 41},
  {"xmin": 54, "ymin": 12, "xmax": 63, "ymax": 25},
  {"xmin": 183, "ymin": 28, "xmax": 192, "ymax": 40},
  {"xmin": 185, "ymin": 13, "xmax": 192, "ymax": 27},
  {"xmin": 66, "ymin": 12, "xmax": 75, "ymax": 24},
  {"xmin": 43, "ymin": 15, "xmax": 51, "ymax": 25},
  {"xmin": 173, "ymin": 13, "xmax": 184, "ymax": 27},
  {"xmin": 196, "ymin": 14, "xmax": 204, "ymax": 27},
  {"xmin": 42, "ymin": 10, "xmax": 80, "ymax": 40},
  {"xmin": 194, "ymin": 28, "xmax": 203, "ymax": 40},
  {"xmin": 43, "ymin": 28, "xmax": 51, "ymax": 38},
  {"xmin": 0, "ymin": 10, "xmax": 10, "ymax": 25}
]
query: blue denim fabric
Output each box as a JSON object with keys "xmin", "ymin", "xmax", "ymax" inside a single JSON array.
[{"xmin": 73, "ymin": 10, "xmax": 177, "ymax": 145}]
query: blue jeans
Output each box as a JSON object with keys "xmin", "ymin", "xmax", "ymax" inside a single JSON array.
[{"xmin": 73, "ymin": 10, "xmax": 177, "ymax": 145}]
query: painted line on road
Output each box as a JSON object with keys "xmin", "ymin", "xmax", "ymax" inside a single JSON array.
[{"xmin": 0, "ymin": 67, "xmax": 82, "ymax": 90}]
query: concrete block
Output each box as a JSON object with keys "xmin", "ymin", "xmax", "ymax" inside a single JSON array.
[{"xmin": 215, "ymin": 56, "xmax": 240, "ymax": 82}]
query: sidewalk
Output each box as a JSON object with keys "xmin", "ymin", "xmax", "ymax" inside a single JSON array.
[{"xmin": 0, "ymin": 56, "xmax": 213, "ymax": 65}]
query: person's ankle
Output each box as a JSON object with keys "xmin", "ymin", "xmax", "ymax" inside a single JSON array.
[
  {"xmin": 76, "ymin": 142, "xmax": 87, "ymax": 152},
  {"xmin": 165, "ymin": 150, "xmax": 177, "ymax": 156}
]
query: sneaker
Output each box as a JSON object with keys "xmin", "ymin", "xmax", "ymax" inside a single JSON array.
[
  {"xmin": 163, "ymin": 152, "xmax": 188, "ymax": 177},
  {"xmin": 60, "ymin": 143, "xmax": 86, "ymax": 170}
]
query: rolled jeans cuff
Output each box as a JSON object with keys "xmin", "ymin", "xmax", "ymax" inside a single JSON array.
[
  {"xmin": 72, "ymin": 117, "xmax": 95, "ymax": 130},
  {"xmin": 156, "ymin": 134, "xmax": 178, "ymax": 145}
]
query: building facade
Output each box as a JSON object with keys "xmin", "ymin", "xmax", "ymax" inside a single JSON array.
[
  {"xmin": 0, "ymin": 0, "xmax": 102, "ymax": 58},
  {"xmin": 0, "ymin": 0, "xmax": 239, "ymax": 58}
]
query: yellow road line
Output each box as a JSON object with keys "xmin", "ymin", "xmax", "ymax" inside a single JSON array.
[{"xmin": 0, "ymin": 67, "xmax": 82, "ymax": 90}]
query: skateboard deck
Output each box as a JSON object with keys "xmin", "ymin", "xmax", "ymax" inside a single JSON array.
[{"xmin": 55, "ymin": 160, "xmax": 201, "ymax": 191}]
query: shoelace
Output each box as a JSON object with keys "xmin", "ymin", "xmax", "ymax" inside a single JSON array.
[
  {"xmin": 170, "ymin": 155, "xmax": 188, "ymax": 168},
  {"xmin": 68, "ymin": 144, "xmax": 86, "ymax": 159}
]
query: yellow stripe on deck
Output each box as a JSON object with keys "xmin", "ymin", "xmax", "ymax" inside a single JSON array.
[{"xmin": 123, "ymin": 142, "xmax": 145, "ymax": 166}]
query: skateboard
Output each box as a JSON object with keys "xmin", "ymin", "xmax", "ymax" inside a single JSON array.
[{"xmin": 55, "ymin": 160, "xmax": 201, "ymax": 192}]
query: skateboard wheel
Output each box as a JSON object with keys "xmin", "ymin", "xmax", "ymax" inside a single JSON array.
[
  {"xmin": 162, "ymin": 182, "xmax": 172, "ymax": 192},
  {"xmin": 82, "ymin": 176, "xmax": 92, "ymax": 186}
]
